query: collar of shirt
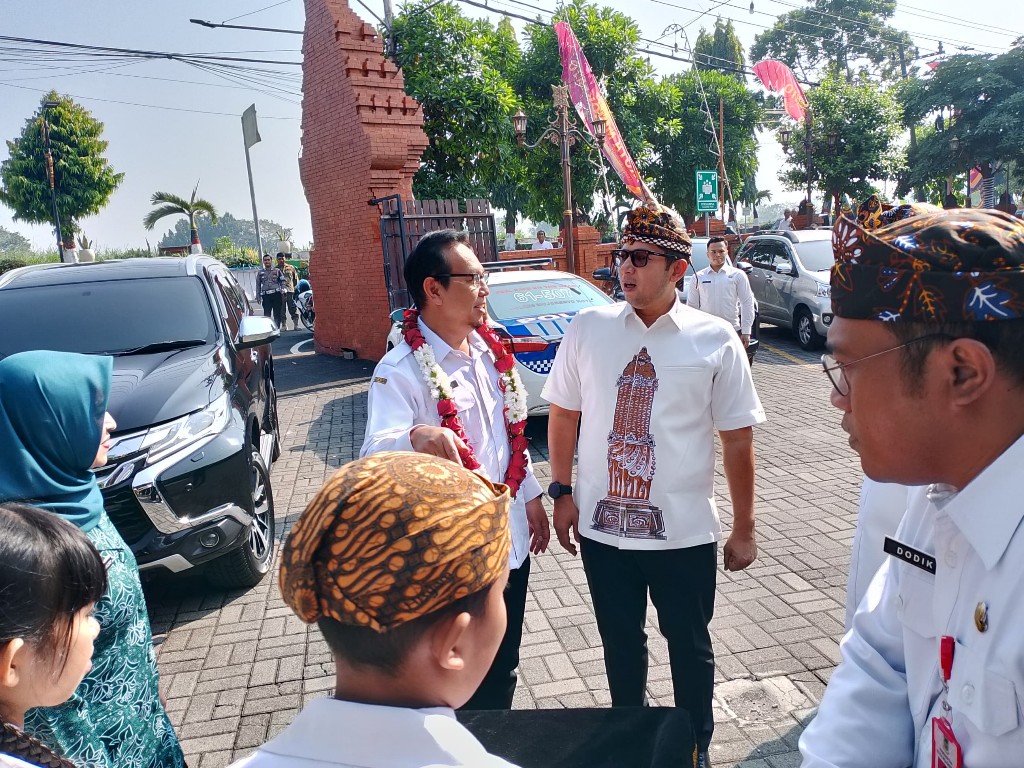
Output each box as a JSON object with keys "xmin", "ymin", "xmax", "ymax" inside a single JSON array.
[
  {"xmin": 941, "ymin": 433, "xmax": 1024, "ymax": 570},
  {"xmin": 620, "ymin": 296, "xmax": 688, "ymax": 331},
  {"xmin": 253, "ymin": 697, "xmax": 505, "ymax": 766},
  {"xmin": 700, "ymin": 264, "xmax": 735, "ymax": 277},
  {"xmin": 418, "ymin": 319, "xmax": 488, "ymax": 363}
]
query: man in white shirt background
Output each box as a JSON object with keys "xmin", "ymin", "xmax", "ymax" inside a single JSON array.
[
  {"xmin": 686, "ymin": 236, "xmax": 756, "ymax": 350},
  {"xmin": 800, "ymin": 197, "xmax": 1024, "ymax": 767},
  {"xmin": 542, "ymin": 204, "xmax": 765, "ymax": 768},
  {"xmin": 360, "ymin": 230, "xmax": 548, "ymax": 711},
  {"xmin": 530, "ymin": 230, "xmax": 553, "ymax": 250}
]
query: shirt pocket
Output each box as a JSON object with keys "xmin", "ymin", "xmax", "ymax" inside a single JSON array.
[
  {"xmin": 949, "ymin": 641, "xmax": 1020, "ymax": 737},
  {"xmin": 897, "ymin": 569, "xmax": 937, "ymax": 639}
]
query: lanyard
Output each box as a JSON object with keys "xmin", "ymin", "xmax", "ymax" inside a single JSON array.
[{"xmin": 939, "ymin": 634, "xmax": 954, "ymax": 713}]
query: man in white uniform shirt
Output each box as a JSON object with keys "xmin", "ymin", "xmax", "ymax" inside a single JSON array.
[
  {"xmin": 361, "ymin": 230, "xmax": 549, "ymax": 711},
  {"xmin": 800, "ymin": 196, "xmax": 1024, "ymax": 767},
  {"xmin": 686, "ymin": 236, "xmax": 756, "ymax": 349},
  {"xmin": 530, "ymin": 230, "xmax": 553, "ymax": 250},
  {"xmin": 542, "ymin": 204, "xmax": 765, "ymax": 767}
]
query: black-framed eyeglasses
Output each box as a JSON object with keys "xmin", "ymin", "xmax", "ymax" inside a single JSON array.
[
  {"xmin": 434, "ymin": 272, "xmax": 489, "ymax": 288},
  {"xmin": 611, "ymin": 248, "xmax": 678, "ymax": 268},
  {"xmin": 821, "ymin": 333, "xmax": 954, "ymax": 396}
]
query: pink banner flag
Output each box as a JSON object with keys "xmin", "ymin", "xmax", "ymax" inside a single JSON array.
[
  {"xmin": 752, "ymin": 59, "xmax": 808, "ymax": 123},
  {"xmin": 556, "ymin": 22, "xmax": 658, "ymax": 205}
]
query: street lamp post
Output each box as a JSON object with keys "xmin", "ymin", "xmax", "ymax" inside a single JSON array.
[
  {"xmin": 779, "ymin": 115, "xmax": 838, "ymax": 218},
  {"xmin": 512, "ymin": 85, "xmax": 606, "ymax": 276},
  {"xmin": 39, "ymin": 100, "xmax": 68, "ymax": 261}
]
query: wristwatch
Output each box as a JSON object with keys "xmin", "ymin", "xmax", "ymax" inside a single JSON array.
[{"xmin": 548, "ymin": 481, "xmax": 573, "ymax": 499}]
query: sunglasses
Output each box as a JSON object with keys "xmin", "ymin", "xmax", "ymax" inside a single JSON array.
[{"xmin": 611, "ymin": 248, "xmax": 679, "ymax": 268}]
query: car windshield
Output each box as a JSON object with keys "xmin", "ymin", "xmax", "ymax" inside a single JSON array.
[
  {"xmin": 486, "ymin": 277, "xmax": 612, "ymax": 321},
  {"xmin": 0, "ymin": 276, "xmax": 217, "ymax": 359},
  {"xmin": 795, "ymin": 240, "xmax": 836, "ymax": 272}
]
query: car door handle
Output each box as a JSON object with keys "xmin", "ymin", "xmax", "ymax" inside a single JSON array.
[{"xmin": 765, "ymin": 275, "xmax": 774, "ymax": 282}]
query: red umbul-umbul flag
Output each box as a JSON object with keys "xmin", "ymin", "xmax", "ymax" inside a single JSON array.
[{"xmin": 752, "ymin": 59, "xmax": 808, "ymax": 122}]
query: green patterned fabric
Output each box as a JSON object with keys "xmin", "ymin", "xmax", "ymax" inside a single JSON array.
[{"xmin": 24, "ymin": 514, "xmax": 185, "ymax": 768}]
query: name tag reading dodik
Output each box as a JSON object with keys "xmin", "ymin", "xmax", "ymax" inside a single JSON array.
[{"xmin": 884, "ymin": 537, "xmax": 936, "ymax": 575}]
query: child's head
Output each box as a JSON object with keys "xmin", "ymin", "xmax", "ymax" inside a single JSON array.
[
  {"xmin": 279, "ymin": 452, "xmax": 511, "ymax": 709},
  {"xmin": 0, "ymin": 503, "xmax": 107, "ymax": 725}
]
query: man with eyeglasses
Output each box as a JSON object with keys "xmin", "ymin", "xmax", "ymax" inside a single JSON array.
[
  {"xmin": 542, "ymin": 204, "xmax": 765, "ymax": 767},
  {"xmin": 800, "ymin": 196, "xmax": 1024, "ymax": 767},
  {"xmin": 360, "ymin": 229, "xmax": 548, "ymax": 711}
]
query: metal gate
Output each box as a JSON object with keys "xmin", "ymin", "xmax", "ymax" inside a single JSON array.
[{"xmin": 372, "ymin": 196, "xmax": 499, "ymax": 311}]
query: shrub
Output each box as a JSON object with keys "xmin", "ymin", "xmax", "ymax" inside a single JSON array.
[{"xmin": 0, "ymin": 257, "xmax": 28, "ymax": 275}]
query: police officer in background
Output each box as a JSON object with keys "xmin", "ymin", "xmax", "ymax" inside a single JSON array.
[
  {"xmin": 685, "ymin": 236, "xmax": 755, "ymax": 351},
  {"xmin": 799, "ymin": 196, "xmax": 1024, "ymax": 767}
]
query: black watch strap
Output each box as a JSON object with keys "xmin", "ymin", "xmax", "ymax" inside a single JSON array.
[{"xmin": 548, "ymin": 481, "xmax": 573, "ymax": 499}]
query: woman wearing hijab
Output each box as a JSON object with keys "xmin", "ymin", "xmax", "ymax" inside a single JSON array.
[{"xmin": 0, "ymin": 350, "xmax": 186, "ymax": 768}]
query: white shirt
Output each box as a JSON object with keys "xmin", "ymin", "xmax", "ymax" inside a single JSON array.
[
  {"xmin": 0, "ymin": 755, "xmax": 39, "ymax": 768},
  {"xmin": 844, "ymin": 478, "xmax": 912, "ymax": 630},
  {"xmin": 800, "ymin": 434, "xmax": 1024, "ymax": 768},
  {"xmin": 541, "ymin": 300, "xmax": 765, "ymax": 551},
  {"xmin": 360, "ymin": 319, "xmax": 542, "ymax": 569},
  {"xmin": 230, "ymin": 697, "xmax": 520, "ymax": 768},
  {"xmin": 531, "ymin": 240, "xmax": 553, "ymax": 250},
  {"xmin": 685, "ymin": 264, "xmax": 756, "ymax": 334}
]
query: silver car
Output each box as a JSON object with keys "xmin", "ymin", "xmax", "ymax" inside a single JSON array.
[{"xmin": 736, "ymin": 230, "xmax": 835, "ymax": 350}]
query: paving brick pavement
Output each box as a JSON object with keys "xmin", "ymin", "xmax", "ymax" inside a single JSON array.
[{"xmin": 145, "ymin": 327, "xmax": 863, "ymax": 768}]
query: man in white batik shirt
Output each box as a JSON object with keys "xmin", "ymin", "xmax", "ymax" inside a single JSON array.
[
  {"xmin": 542, "ymin": 204, "xmax": 765, "ymax": 768},
  {"xmin": 361, "ymin": 229, "xmax": 548, "ymax": 711}
]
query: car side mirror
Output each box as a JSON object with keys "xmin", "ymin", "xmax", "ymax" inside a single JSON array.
[
  {"xmin": 592, "ymin": 267, "xmax": 614, "ymax": 282},
  {"xmin": 737, "ymin": 261, "xmax": 753, "ymax": 274},
  {"xmin": 776, "ymin": 261, "xmax": 795, "ymax": 276},
  {"xmin": 389, "ymin": 308, "xmax": 406, "ymax": 324},
  {"xmin": 236, "ymin": 315, "xmax": 280, "ymax": 350}
]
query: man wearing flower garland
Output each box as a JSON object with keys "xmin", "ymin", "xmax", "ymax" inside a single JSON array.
[
  {"xmin": 360, "ymin": 229, "xmax": 548, "ymax": 711},
  {"xmin": 543, "ymin": 204, "xmax": 765, "ymax": 766}
]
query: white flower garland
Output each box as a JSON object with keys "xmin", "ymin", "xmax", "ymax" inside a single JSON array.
[{"xmin": 412, "ymin": 335, "xmax": 529, "ymax": 426}]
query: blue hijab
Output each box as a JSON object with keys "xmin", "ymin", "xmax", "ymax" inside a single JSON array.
[{"xmin": 0, "ymin": 350, "xmax": 113, "ymax": 531}]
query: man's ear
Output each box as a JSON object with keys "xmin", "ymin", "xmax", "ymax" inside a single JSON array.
[
  {"xmin": 0, "ymin": 639, "xmax": 26, "ymax": 689},
  {"xmin": 429, "ymin": 612, "xmax": 473, "ymax": 672},
  {"xmin": 670, "ymin": 257, "xmax": 690, "ymax": 281},
  {"xmin": 945, "ymin": 338, "xmax": 998, "ymax": 406},
  {"xmin": 422, "ymin": 276, "xmax": 445, "ymax": 307}
]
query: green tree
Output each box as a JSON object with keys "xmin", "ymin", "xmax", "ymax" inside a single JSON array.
[
  {"xmin": 643, "ymin": 69, "xmax": 762, "ymax": 222},
  {"xmin": 693, "ymin": 18, "xmax": 746, "ymax": 81},
  {"xmin": 143, "ymin": 183, "xmax": 218, "ymax": 250},
  {"xmin": 899, "ymin": 45, "xmax": 1024, "ymax": 204},
  {"xmin": 0, "ymin": 226, "xmax": 31, "ymax": 256},
  {"xmin": 778, "ymin": 73, "xmax": 903, "ymax": 210},
  {"xmin": 750, "ymin": 0, "xmax": 912, "ymax": 81},
  {"xmin": 0, "ymin": 91, "xmax": 123, "ymax": 246},
  {"xmin": 157, "ymin": 212, "xmax": 291, "ymax": 253},
  {"xmin": 390, "ymin": 2, "xmax": 520, "ymax": 202},
  {"xmin": 516, "ymin": 0, "xmax": 658, "ymax": 224}
]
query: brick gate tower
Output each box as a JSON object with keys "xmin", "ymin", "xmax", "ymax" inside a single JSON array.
[{"xmin": 300, "ymin": 0, "xmax": 428, "ymax": 359}]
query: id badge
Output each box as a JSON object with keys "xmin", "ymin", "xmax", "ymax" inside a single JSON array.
[{"xmin": 932, "ymin": 717, "xmax": 963, "ymax": 768}]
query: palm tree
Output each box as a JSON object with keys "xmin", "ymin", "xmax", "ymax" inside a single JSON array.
[{"xmin": 143, "ymin": 182, "xmax": 218, "ymax": 253}]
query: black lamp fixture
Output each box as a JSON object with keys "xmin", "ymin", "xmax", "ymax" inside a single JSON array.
[
  {"xmin": 779, "ymin": 125, "xmax": 793, "ymax": 150},
  {"xmin": 827, "ymin": 131, "xmax": 838, "ymax": 149},
  {"xmin": 592, "ymin": 117, "xmax": 607, "ymax": 144},
  {"xmin": 949, "ymin": 134, "xmax": 960, "ymax": 152},
  {"xmin": 512, "ymin": 109, "xmax": 527, "ymax": 145}
]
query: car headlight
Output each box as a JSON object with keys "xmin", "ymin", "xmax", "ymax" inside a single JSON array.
[
  {"xmin": 816, "ymin": 283, "xmax": 831, "ymax": 298},
  {"xmin": 142, "ymin": 393, "xmax": 232, "ymax": 464}
]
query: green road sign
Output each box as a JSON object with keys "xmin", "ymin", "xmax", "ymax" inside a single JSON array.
[{"xmin": 695, "ymin": 170, "xmax": 719, "ymax": 213}]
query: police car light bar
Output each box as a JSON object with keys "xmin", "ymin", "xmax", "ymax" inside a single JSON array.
[{"xmin": 480, "ymin": 258, "xmax": 553, "ymax": 272}]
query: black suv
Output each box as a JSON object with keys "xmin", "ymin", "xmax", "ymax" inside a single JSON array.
[{"xmin": 0, "ymin": 256, "xmax": 281, "ymax": 588}]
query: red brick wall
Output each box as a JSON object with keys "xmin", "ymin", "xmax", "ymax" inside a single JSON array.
[{"xmin": 300, "ymin": 0, "xmax": 428, "ymax": 359}]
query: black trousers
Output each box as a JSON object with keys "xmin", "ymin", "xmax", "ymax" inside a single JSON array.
[
  {"xmin": 261, "ymin": 293, "xmax": 284, "ymax": 328},
  {"xmin": 283, "ymin": 291, "xmax": 298, "ymax": 324},
  {"xmin": 580, "ymin": 537, "xmax": 717, "ymax": 750},
  {"xmin": 462, "ymin": 556, "xmax": 530, "ymax": 710}
]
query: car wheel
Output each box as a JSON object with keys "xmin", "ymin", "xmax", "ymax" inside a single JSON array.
[
  {"xmin": 794, "ymin": 308, "xmax": 824, "ymax": 351},
  {"xmin": 206, "ymin": 448, "xmax": 276, "ymax": 589}
]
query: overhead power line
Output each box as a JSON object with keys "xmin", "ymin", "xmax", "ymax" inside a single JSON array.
[{"xmin": 0, "ymin": 35, "xmax": 302, "ymax": 66}]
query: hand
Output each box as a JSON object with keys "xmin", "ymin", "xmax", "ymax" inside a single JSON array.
[
  {"xmin": 410, "ymin": 425, "xmax": 469, "ymax": 466},
  {"xmin": 740, "ymin": 334, "xmax": 750, "ymax": 348},
  {"xmin": 553, "ymin": 495, "xmax": 581, "ymax": 556},
  {"xmin": 525, "ymin": 497, "xmax": 550, "ymax": 554},
  {"xmin": 723, "ymin": 531, "xmax": 757, "ymax": 572}
]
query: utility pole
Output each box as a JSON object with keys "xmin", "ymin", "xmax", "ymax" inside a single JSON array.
[{"xmin": 899, "ymin": 44, "xmax": 926, "ymax": 202}]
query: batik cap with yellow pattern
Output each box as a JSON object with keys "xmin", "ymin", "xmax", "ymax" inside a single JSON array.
[
  {"xmin": 622, "ymin": 203, "xmax": 692, "ymax": 257},
  {"xmin": 831, "ymin": 194, "xmax": 1024, "ymax": 323},
  {"xmin": 279, "ymin": 452, "xmax": 511, "ymax": 633}
]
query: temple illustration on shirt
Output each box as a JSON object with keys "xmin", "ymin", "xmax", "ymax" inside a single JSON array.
[{"xmin": 592, "ymin": 346, "xmax": 665, "ymax": 539}]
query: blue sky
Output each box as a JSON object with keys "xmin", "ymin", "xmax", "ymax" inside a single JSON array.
[{"xmin": 1, "ymin": 0, "xmax": 1019, "ymax": 249}]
